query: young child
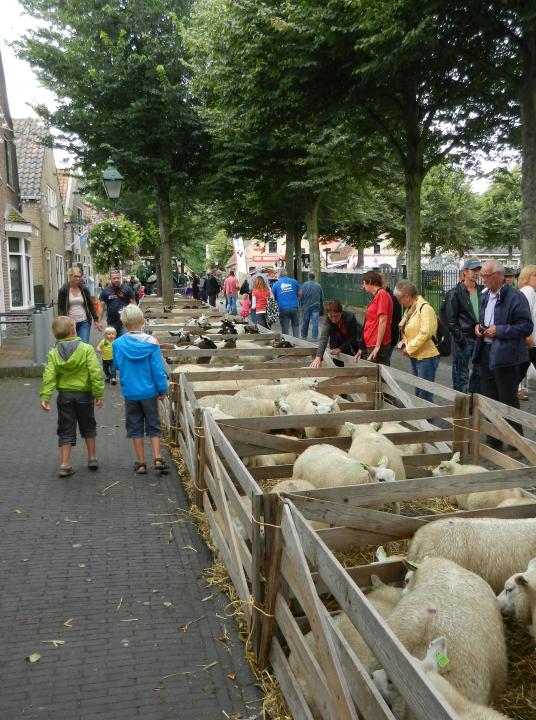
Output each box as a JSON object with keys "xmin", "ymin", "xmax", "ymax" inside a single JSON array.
[
  {"xmin": 240, "ymin": 293, "xmax": 251, "ymax": 318},
  {"xmin": 40, "ymin": 316, "xmax": 104, "ymax": 476},
  {"xmin": 112, "ymin": 304, "xmax": 169, "ymax": 475},
  {"xmin": 96, "ymin": 326, "xmax": 117, "ymax": 384}
]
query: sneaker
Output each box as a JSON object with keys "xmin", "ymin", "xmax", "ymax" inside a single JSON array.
[
  {"xmin": 111, "ymin": 379, "xmax": 117, "ymax": 385},
  {"xmin": 88, "ymin": 458, "xmax": 99, "ymax": 471},
  {"xmin": 58, "ymin": 466, "xmax": 75, "ymax": 477}
]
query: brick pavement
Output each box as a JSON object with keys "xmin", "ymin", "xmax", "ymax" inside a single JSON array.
[{"xmin": 0, "ymin": 377, "xmax": 261, "ymax": 720}]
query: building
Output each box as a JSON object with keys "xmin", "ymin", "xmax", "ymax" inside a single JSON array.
[
  {"xmin": 226, "ymin": 235, "xmax": 312, "ymax": 276},
  {"xmin": 13, "ymin": 118, "xmax": 66, "ymax": 307},
  {"xmin": 0, "ymin": 50, "xmax": 36, "ymax": 332},
  {"xmin": 58, "ymin": 169, "xmax": 94, "ymax": 293}
]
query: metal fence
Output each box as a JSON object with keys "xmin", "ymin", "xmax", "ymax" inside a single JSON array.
[{"xmin": 302, "ymin": 268, "xmax": 461, "ymax": 313}]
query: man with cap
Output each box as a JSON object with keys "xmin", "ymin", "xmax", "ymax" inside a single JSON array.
[
  {"xmin": 444, "ymin": 258, "xmax": 483, "ymax": 393},
  {"xmin": 504, "ymin": 267, "xmax": 517, "ymax": 286}
]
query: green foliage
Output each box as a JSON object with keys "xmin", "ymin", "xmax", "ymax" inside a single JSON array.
[
  {"xmin": 478, "ymin": 166, "xmax": 522, "ymax": 250},
  {"xmin": 207, "ymin": 229, "xmax": 233, "ymax": 268},
  {"xmin": 89, "ymin": 214, "xmax": 140, "ymax": 273}
]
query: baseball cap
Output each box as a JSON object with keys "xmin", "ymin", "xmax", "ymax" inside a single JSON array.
[
  {"xmin": 462, "ymin": 259, "xmax": 482, "ymax": 270},
  {"xmin": 504, "ymin": 267, "xmax": 516, "ymax": 277}
]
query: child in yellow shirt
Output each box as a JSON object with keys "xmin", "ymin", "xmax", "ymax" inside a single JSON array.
[{"xmin": 96, "ymin": 326, "xmax": 117, "ymax": 384}]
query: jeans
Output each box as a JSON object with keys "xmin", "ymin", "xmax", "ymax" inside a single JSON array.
[
  {"xmin": 76, "ymin": 319, "xmax": 91, "ymax": 343},
  {"xmin": 256, "ymin": 312, "xmax": 269, "ymax": 329},
  {"xmin": 301, "ymin": 305, "xmax": 320, "ymax": 341},
  {"xmin": 452, "ymin": 338, "xmax": 480, "ymax": 393},
  {"xmin": 410, "ymin": 356, "xmax": 440, "ymax": 403},
  {"xmin": 226, "ymin": 294, "xmax": 237, "ymax": 315},
  {"xmin": 279, "ymin": 307, "xmax": 299, "ymax": 337}
]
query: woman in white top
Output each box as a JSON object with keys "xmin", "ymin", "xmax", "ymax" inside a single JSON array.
[
  {"xmin": 517, "ymin": 264, "xmax": 536, "ymax": 398},
  {"xmin": 57, "ymin": 267, "xmax": 101, "ymax": 342}
]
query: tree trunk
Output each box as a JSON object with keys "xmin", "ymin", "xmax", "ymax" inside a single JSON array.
[
  {"xmin": 293, "ymin": 222, "xmax": 303, "ymax": 279},
  {"xmin": 157, "ymin": 183, "xmax": 174, "ymax": 306},
  {"xmin": 304, "ymin": 191, "xmax": 322, "ymax": 280},
  {"xmin": 404, "ymin": 170, "xmax": 423, "ymax": 291},
  {"xmin": 357, "ymin": 227, "xmax": 365, "ymax": 267},
  {"xmin": 285, "ymin": 218, "xmax": 296, "ymax": 278},
  {"xmin": 520, "ymin": 33, "xmax": 536, "ymax": 265}
]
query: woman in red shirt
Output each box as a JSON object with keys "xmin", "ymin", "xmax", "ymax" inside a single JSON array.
[
  {"xmin": 354, "ymin": 271, "xmax": 393, "ymax": 364},
  {"xmin": 252, "ymin": 276, "xmax": 270, "ymax": 328}
]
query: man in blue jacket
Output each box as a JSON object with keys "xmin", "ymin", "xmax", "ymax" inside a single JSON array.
[
  {"xmin": 113, "ymin": 305, "xmax": 169, "ymax": 475},
  {"xmin": 474, "ymin": 259, "xmax": 533, "ymax": 447},
  {"xmin": 272, "ymin": 269, "xmax": 302, "ymax": 337}
]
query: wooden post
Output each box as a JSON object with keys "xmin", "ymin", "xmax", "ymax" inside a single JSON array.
[
  {"xmin": 251, "ymin": 491, "xmax": 264, "ymax": 660},
  {"xmin": 452, "ymin": 394, "xmax": 470, "ymax": 462},
  {"xmin": 195, "ymin": 412, "xmax": 208, "ymax": 510},
  {"xmin": 258, "ymin": 494, "xmax": 284, "ymax": 669},
  {"xmin": 471, "ymin": 394, "xmax": 481, "ymax": 465}
]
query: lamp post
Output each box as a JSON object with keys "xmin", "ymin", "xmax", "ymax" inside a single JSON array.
[{"xmin": 101, "ymin": 158, "xmax": 123, "ymax": 200}]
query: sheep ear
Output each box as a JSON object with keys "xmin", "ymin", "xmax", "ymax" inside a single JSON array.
[
  {"xmin": 376, "ymin": 546, "xmax": 388, "ymax": 562},
  {"xmin": 371, "ymin": 422, "xmax": 382, "ymax": 432},
  {"xmin": 345, "ymin": 422, "xmax": 355, "ymax": 433},
  {"xmin": 527, "ymin": 558, "xmax": 536, "ymax": 573},
  {"xmin": 452, "ymin": 451, "xmax": 461, "ymax": 464},
  {"xmin": 370, "ymin": 574, "xmax": 384, "ymax": 589},
  {"xmin": 423, "ymin": 637, "xmax": 448, "ymax": 673},
  {"xmin": 516, "ymin": 574, "xmax": 529, "ymax": 586},
  {"xmin": 377, "ymin": 456, "xmax": 389, "ymax": 468}
]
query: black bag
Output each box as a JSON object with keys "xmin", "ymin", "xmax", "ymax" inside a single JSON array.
[
  {"xmin": 240, "ymin": 279, "xmax": 250, "ymax": 296},
  {"xmin": 432, "ymin": 300, "xmax": 451, "ymax": 357}
]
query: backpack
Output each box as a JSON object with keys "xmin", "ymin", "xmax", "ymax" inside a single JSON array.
[
  {"xmin": 266, "ymin": 296, "xmax": 280, "ymax": 326},
  {"xmin": 429, "ymin": 299, "xmax": 451, "ymax": 357}
]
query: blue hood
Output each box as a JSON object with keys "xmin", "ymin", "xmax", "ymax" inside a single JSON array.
[
  {"xmin": 113, "ymin": 334, "xmax": 168, "ymax": 400},
  {"xmin": 117, "ymin": 335, "xmax": 160, "ymax": 361}
]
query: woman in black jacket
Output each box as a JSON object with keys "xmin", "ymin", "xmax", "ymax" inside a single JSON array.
[
  {"xmin": 310, "ymin": 299, "xmax": 362, "ymax": 367},
  {"xmin": 57, "ymin": 267, "xmax": 101, "ymax": 342}
]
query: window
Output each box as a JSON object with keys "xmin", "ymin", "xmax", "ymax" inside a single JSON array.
[
  {"xmin": 268, "ymin": 239, "xmax": 277, "ymax": 253},
  {"xmin": 56, "ymin": 254, "xmax": 65, "ymax": 289},
  {"xmin": 76, "ymin": 207, "xmax": 84, "ymax": 233},
  {"xmin": 373, "ymin": 243, "xmax": 381, "ymax": 255},
  {"xmin": 47, "ymin": 185, "xmax": 59, "ymax": 227},
  {"xmin": 8, "ymin": 237, "xmax": 33, "ymax": 308},
  {"xmin": 5, "ymin": 140, "xmax": 15, "ymax": 188}
]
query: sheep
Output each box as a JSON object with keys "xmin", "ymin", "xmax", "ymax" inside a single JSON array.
[
  {"xmin": 197, "ymin": 394, "xmax": 277, "ymax": 418},
  {"xmin": 292, "ymin": 444, "xmax": 373, "ymax": 489},
  {"xmin": 278, "ymin": 389, "xmax": 345, "ymax": 439},
  {"xmin": 373, "ymin": 636, "xmax": 511, "ymax": 720},
  {"xmin": 496, "ymin": 497, "xmax": 536, "ymax": 508},
  {"xmin": 347, "ymin": 421, "xmax": 424, "ymax": 457},
  {"xmin": 497, "ymin": 557, "xmax": 536, "ymax": 643},
  {"xmin": 243, "ymin": 435, "xmax": 298, "ymax": 469},
  {"xmin": 288, "ymin": 577, "xmax": 401, "ymax": 718},
  {"xmin": 235, "ymin": 383, "xmax": 309, "ymax": 401},
  {"xmin": 348, "ymin": 430, "xmax": 406, "ymax": 480},
  {"xmin": 369, "ymin": 557, "xmax": 507, "ymax": 715},
  {"xmin": 408, "ymin": 516, "xmax": 536, "ymax": 593}
]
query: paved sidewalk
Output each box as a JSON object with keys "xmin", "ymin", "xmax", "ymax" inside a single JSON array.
[{"xmin": 0, "ymin": 378, "xmax": 260, "ymax": 720}]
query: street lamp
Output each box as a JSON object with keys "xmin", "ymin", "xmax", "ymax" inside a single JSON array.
[{"xmin": 101, "ymin": 158, "xmax": 123, "ymax": 200}]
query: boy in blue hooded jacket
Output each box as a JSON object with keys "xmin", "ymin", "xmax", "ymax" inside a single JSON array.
[{"xmin": 112, "ymin": 305, "xmax": 169, "ymax": 475}]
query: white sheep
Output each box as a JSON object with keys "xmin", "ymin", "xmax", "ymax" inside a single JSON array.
[
  {"xmin": 408, "ymin": 517, "xmax": 536, "ymax": 593},
  {"xmin": 243, "ymin": 435, "xmax": 298, "ymax": 469},
  {"xmin": 292, "ymin": 444, "xmax": 376, "ymax": 489},
  {"xmin": 348, "ymin": 430, "xmax": 406, "ymax": 480},
  {"xmin": 433, "ymin": 452, "xmax": 523, "ymax": 510},
  {"xmin": 346, "ymin": 421, "xmax": 424, "ymax": 456},
  {"xmin": 497, "ymin": 557, "xmax": 536, "ymax": 644},
  {"xmin": 269, "ymin": 479, "xmax": 328, "ymax": 530},
  {"xmin": 496, "ymin": 497, "xmax": 536, "ymax": 508},
  {"xmin": 278, "ymin": 389, "xmax": 345, "ymax": 439},
  {"xmin": 288, "ymin": 577, "xmax": 401, "ymax": 718},
  {"xmin": 235, "ymin": 383, "xmax": 309, "ymax": 401},
  {"xmin": 198, "ymin": 394, "xmax": 277, "ymax": 417},
  {"xmin": 370, "ymin": 557, "xmax": 507, "ymax": 715},
  {"xmin": 373, "ymin": 636, "xmax": 511, "ymax": 720}
]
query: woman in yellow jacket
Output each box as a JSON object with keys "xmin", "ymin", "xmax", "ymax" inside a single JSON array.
[{"xmin": 395, "ymin": 280, "xmax": 439, "ymax": 403}]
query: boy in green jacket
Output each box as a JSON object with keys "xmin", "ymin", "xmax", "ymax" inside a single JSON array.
[{"xmin": 40, "ymin": 316, "xmax": 104, "ymax": 476}]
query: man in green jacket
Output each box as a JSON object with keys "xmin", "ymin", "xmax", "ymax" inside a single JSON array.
[{"xmin": 40, "ymin": 316, "xmax": 104, "ymax": 477}]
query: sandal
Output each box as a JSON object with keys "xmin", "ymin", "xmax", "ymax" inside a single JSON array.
[
  {"xmin": 88, "ymin": 458, "xmax": 99, "ymax": 471},
  {"xmin": 154, "ymin": 458, "xmax": 169, "ymax": 475},
  {"xmin": 134, "ymin": 462, "xmax": 147, "ymax": 475},
  {"xmin": 58, "ymin": 465, "xmax": 75, "ymax": 477}
]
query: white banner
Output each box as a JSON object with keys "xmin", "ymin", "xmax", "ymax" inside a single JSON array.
[{"xmin": 233, "ymin": 237, "xmax": 247, "ymax": 275}]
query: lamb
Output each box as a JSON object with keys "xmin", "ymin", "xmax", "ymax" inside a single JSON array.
[
  {"xmin": 408, "ymin": 516, "xmax": 536, "ymax": 593},
  {"xmin": 347, "ymin": 421, "xmax": 424, "ymax": 456},
  {"xmin": 243, "ymin": 436, "xmax": 298, "ymax": 469},
  {"xmin": 236, "ymin": 383, "xmax": 309, "ymax": 401},
  {"xmin": 292, "ymin": 444, "xmax": 375, "ymax": 489},
  {"xmin": 278, "ymin": 389, "xmax": 344, "ymax": 439},
  {"xmin": 373, "ymin": 636, "xmax": 511, "ymax": 720},
  {"xmin": 497, "ymin": 557, "xmax": 536, "ymax": 643},
  {"xmin": 348, "ymin": 430, "xmax": 406, "ymax": 480},
  {"xmin": 288, "ymin": 577, "xmax": 401, "ymax": 718},
  {"xmin": 369, "ymin": 557, "xmax": 507, "ymax": 715},
  {"xmin": 197, "ymin": 394, "xmax": 277, "ymax": 418}
]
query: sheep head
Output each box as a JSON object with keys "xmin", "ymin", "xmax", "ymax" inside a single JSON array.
[
  {"xmin": 433, "ymin": 451, "xmax": 461, "ymax": 476},
  {"xmin": 367, "ymin": 456, "xmax": 396, "ymax": 483},
  {"xmin": 310, "ymin": 398, "xmax": 337, "ymax": 415}
]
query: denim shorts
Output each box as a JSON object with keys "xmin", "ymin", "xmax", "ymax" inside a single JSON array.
[
  {"xmin": 125, "ymin": 397, "xmax": 162, "ymax": 438},
  {"xmin": 57, "ymin": 391, "xmax": 96, "ymax": 446}
]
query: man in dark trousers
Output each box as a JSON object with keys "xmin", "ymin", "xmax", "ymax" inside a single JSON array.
[
  {"xmin": 205, "ymin": 268, "xmax": 220, "ymax": 307},
  {"xmin": 444, "ymin": 258, "xmax": 482, "ymax": 393},
  {"xmin": 474, "ymin": 259, "xmax": 533, "ymax": 449}
]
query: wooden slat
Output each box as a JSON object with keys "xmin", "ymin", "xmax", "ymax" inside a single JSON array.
[
  {"xmin": 164, "ymin": 347, "xmax": 316, "ymax": 357},
  {"xmin": 381, "ymin": 365, "xmax": 462, "ymax": 402},
  {"xmin": 479, "ymin": 442, "xmax": 527, "ymax": 469},
  {"xmin": 258, "ymin": 495, "xmax": 283, "ymax": 668},
  {"xmin": 270, "ymin": 638, "xmax": 316, "ymax": 720},
  {"xmin": 477, "ymin": 393, "xmax": 536, "ymax": 433},
  {"xmin": 287, "ymin": 501, "xmax": 458, "ymax": 720},
  {"xmin": 478, "ymin": 395, "xmax": 536, "ymax": 464}
]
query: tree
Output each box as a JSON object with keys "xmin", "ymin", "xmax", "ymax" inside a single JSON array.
[
  {"xmin": 479, "ymin": 166, "xmax": 522, "ymax": 255},
  {"xmin": 89, "ymin": 214, "xmax": 140, "ymax": 273},
  {"xmin": 207, "ymin": 229, "xmax": 233, "ymax": 268},
  {"xmin": 18, "ymin": 0, "xmax": 208, "ymax": 304}
]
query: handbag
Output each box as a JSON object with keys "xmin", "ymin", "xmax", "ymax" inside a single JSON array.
[{"xmin": 266, "ymin": 296, "xmax": 280, "ymax": 325}]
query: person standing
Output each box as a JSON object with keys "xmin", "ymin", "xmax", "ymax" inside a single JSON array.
[
  {"xmin": 517, "ymin": 265, "xmax": 536, "ymax": 400},
  {"xmin": 251, "ymin": 276, "xmax": 270, "ymax": 329},
  {"xmin": 58, "ymin": 267, "xmax": 101, "ymax": 343},
  {"xmin": 99, "ymin": 270, "xmax": 136, "ymax": 337},
  {"xmin": 474, "ymin": 259, "xmax": 533, "ymax": 447},
  {"xmin": 310, "ymin": 300, "xmax": 362, "ymax": 368},
  {"xmin": 354, "ymin": 271, "xmax": 393, "ymax": 364},
  {"xmin": 395, "ymin": 280, "xmax": 440, "ymax": 403},
  {"xmin": 444, "ymin": 259, "xmax": 482, "ymax": 393},
  {"xmin": 192, "ymin": 273, "xmax": 201, "ymax": 300},
  {"xmin": 272, "ymin": 269, "xmax": 301, "ymax": 337},
  {"xmin": 205, "ymin": 268, "xmax": 220, "ymax": 307},
  {"xmin": 503, "ymin": 267, "xmax": 517, "ymax": 286},
  {"xmin": 300, "ymin": 272, "xmax": 324, "ymax": 341},
  {"xmin": 129, "ymin": 276, "xmax": 141, "ymax": 304},
  {"xmin": 223, "ymin": 270, "xmax": 239, "ymax": 315},
  {"xmin": 382, "ymin": 279, "xmax": 402, "ymax": 364}
]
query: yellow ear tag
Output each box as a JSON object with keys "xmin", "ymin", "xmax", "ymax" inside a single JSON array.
[{"xmin": 436, "ymin": 651, "xmax": 449, "ymax": 669}]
